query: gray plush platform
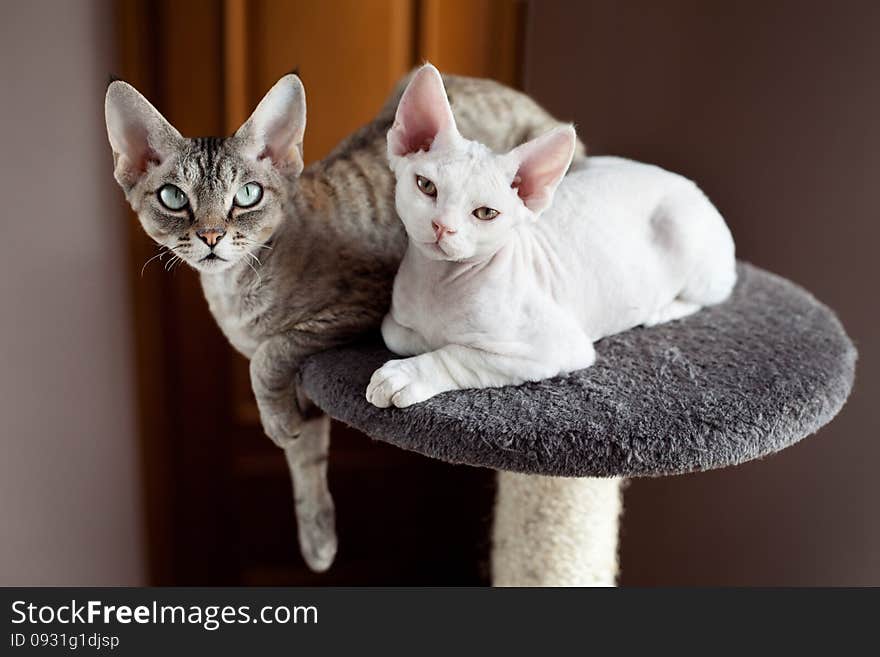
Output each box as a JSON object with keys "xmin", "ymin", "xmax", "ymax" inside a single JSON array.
[{"xmin": 299, "ymin": 263, "xmax": 856, "ymax": 477}]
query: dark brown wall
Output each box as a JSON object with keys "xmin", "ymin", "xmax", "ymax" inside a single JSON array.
[{"xmin": 524, "ymin": 0, "xmax": 879, "ymax": 585}]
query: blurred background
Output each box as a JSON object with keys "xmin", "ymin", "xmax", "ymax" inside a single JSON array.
[{"xmin": 0, "ymin": 0, "xmax": 877, "ymax": 585}]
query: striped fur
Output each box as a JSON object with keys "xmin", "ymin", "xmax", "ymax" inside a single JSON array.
[{"xmin": 107, "ymin": 71, "xmax": 585, "ymax": 573}]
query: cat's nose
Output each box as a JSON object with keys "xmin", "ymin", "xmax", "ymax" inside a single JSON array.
[
  {"xmin": 432, "ymin": 221, "xmax": 456, "ymax": 241},
  {"xmin": 196, "ymin": 228, "xmax": 226, "ymax": 248}
]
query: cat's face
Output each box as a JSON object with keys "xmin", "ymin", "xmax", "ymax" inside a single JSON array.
[
  {"xmin": 388, "ymin": 65, "xmax": 576, "ymax": 262},
  {"xmin": 105, "ymin": 75, "xmax": 306, "ymax": 273},
  {"xmin": 391, "ymin": 136, "xmax": 529, "ymax": 261}
]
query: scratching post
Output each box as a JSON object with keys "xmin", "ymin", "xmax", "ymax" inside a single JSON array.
[
  {"xmin": 299, "ymin": 263, "xmax": 857, "ymax": 586},
  {"xmin": 492, "ymin": 474, "xmax": 623, "ymax": 586}
]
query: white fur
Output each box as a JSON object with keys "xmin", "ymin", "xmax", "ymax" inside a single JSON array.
[
  {"xmin": 366, "ymin": 65, "xmax": 736, "ymax": 408},
  {"xmin": 492, "ymin": 474, "xmax": 623, "ymax": 586}
]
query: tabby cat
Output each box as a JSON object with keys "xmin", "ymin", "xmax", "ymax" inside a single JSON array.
[{"xmin": 105, "ymin": 70, "xmax": 584, "ymax": 572}]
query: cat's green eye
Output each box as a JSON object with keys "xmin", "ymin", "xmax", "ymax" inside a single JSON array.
[
  {"xmin": 415, "ymin": 175, "xmax": 437, "ymax": 198},
  {"xmin": 158, "ymin": 184, "xmax": 189, "ymax": 211},
  {"xmin": 234, "ymin": 182, "xmax": 263, "ymax": 208},
  {"xmin": 473, "ymin": 206, "xmax": 500, "ymax": 221}
]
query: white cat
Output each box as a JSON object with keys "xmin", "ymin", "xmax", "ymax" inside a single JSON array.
[{"xmin": 366, "ymin": 65, "xmax": 736, "ymax": 409}]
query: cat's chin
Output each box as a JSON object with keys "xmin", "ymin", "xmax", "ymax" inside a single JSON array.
[
  {"xmin": 189, "ymin": 254, "xmax": 240, "ymax": 273},
  {"xmin": 415, "ymin": 241, "xmax": 471, "ymax": 262}
]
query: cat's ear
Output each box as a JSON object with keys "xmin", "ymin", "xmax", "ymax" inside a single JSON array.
[
  {"xmin": 388, "ymin": 64, "xmax": 457, "ymax": 160},
  {"xmin": 234, "ymin": 74, "xmax": 306, "ymax": 175},
  {"xmin": 508, "ymin": 125, "xmax": 577, "ymax": 214},
  {"xmin": 105, "ymin": 81, "xmax": 183, "ymax": 190}
]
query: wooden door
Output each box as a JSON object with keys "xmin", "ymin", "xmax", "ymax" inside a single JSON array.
[{"xmin": 115, "ymin": 0, "xmax": 521, "ymax": 585}]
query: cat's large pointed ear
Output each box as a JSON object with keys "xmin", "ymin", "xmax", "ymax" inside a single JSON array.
[
  {"xmin": 105, "ymin": 81, "xmax": 183, "ymax": 190},
  {"xmin": 508, "ymin": 125, "xmax": 577, "ymax": 214},
  {"xmin": 234, "ymin": 74, "xmax": 306, "ymax": 175},
  {"xmin": 388, "ymin": 64, "xmax": 457, "ymax": 159}
]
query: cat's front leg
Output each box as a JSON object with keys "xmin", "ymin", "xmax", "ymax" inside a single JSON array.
[
  {"xmin": 250, "ymin": 337, "xmax": 310, "ymax": 448},
  {"xmin": 381, "ymin": 313, "xmax": 431, "ymax": 356},
  {"xmin": 367, "ymin": 341, "xmax": 589, "ymax": 408},
  {"xmin": 250, "ymin": 337, "xmax": 337, "ymax": 572},
  {"xmin": 365, "ymin": 347, "xmax": 500, "ymax": 408},
  {"xmin": 366, "ymin": 352, "xmax": 453, "ymax": 408},
  {"xmin": 282, "ymin": 412, "xmax": 337, "ymax": 572}
]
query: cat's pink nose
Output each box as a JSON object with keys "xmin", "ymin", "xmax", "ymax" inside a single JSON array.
[
  {"xmin": 196, "ymin": 227, "xmax": 226, "ymax": 248},
  {"xmin": 432, "ymin": 221, "xmax": 456, "ymax": 241}
]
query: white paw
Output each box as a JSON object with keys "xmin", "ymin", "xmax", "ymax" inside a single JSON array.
[{"xmin": 366, "ymin": 359, "xmax": 437, "ymax": 408}]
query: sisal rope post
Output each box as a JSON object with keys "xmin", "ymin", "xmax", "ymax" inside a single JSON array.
[{"xmin": 491, "ymin": 473, "xmax": 624, "ymax": 587}]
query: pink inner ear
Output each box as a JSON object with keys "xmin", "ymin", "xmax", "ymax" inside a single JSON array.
[
  {"xmin": 401, "ymin": 130, "xmax": 434, "ymax": 155},
  {"xmin": 389, "ymin": 100, "xmax": 449, "ymax": 157},
  {"xmin": 512, "ymin": 160, "xmax": 554, "ymax": 209},
  {"xmin": 510, "ymin": 128, "xmax": 575, "ymax": 212},
  {"xmin": 256, "ymin": 136, "xmax": 281, "ymax": 164},
  {"xmin": 389, "ymin": 67, "xmax": 455, "ymax": 157},
  {"xmin": 122, "ymin": 125, "xmax": 161, "ymax": 173},
  {"xmin": 141, "ymin": 147, "xmax": 162, "ymax": 171}
]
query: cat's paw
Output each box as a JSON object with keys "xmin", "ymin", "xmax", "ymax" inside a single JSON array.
[
  {"xmin": 366, "ymin": 358, "xmax": 438, "ymax": 408},
  {"xmin": 297, "ymin": 504, "xmax": 337, "ymax": 573}
]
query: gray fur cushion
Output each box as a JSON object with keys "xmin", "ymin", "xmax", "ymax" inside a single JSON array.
[{"xmin": 299, "ymin": 263, "xmax": 856, "ymax": 477}]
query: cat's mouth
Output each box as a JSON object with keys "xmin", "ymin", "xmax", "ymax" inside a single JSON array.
[
  {"xmin": 422, "ymin": 241, "xmax": 449, "ymax": 255},
  {"xmin": 192, "ymin": 252, "xmax": 238, "ymax": 272},
  {"xmin": 419, "ymin": 240, "xmax": 463, "ymax": 261}
]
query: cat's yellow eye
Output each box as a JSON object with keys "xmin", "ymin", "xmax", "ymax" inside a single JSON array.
[
  {"xmin": 472, "ymin": 206, "xmax": 500, "ymax": 221},
  {"xmin": 234, "ymin": 182, "xmax": 263, "ymax": 208},
  {"xmin": 158, "ymin": 184, "xmax": 189, "ymax": 211},
  {"xmin": 415, "ymin": 175, "xmax": 437, "ymax": 198}
]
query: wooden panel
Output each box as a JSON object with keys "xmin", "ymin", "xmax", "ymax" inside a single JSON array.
[
  {"xmin": 233, "ymin": 429, "xmax": 494, "ymax": 585},
  {"xmin": 116, "ymin": 0, "xmax": 523, "ymax": 585},
  {"xmin": 224, "ymin": 0, "xmax": 250, "ymax": 132},
  {"xmin": 248, "ymin": 0, "xmax": 414, "ymax": 162},
  {"xmin": 116, "ymin": 0, "xmax": 239, "ymax": 584},
  {"xmin": 227, "ymin": 0, "xmax": 419, "ymax": 439},
  {"xmin": 156, "ymin": 0, "xmax": 240, "ymax": 584},
  {"xmin": 115, "ymin": 0, "xmax": 174, "ymax": 586},
  {"xmin": 418, "ymin": 0, "xmax": 523, "ymax": 86}
]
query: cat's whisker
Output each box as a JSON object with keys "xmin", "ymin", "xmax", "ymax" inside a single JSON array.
[
  {"xmin": 241, "ymin": 237, "xmax": 273, "ymax": 251},
  {"xmin": 165, "ymin": 254, "xmax": 182, "ymax": 272},
  {"xmin": 244, "ymin": 258, "xmax": 262, "ymax": 285},
  {"xmin": 141, "ymin": 243, "xmax": 193, "ymax": 277},
  {"xmin": 140, "ymin": 248, "xmax": 169, "ymax": 277}
]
